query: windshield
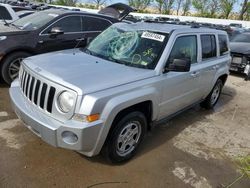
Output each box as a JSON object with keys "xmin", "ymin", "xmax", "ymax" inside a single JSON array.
[
  {"xmin": 12, "ymin": 11, "xmax": 59, "ymax": 31},
  {"xmin": 231, "ymin": 33, "xmax": 250, "ymax": 43},
  {"xmin": 86, "ymin": 26, "xmax": 168, "ymax": 69}
]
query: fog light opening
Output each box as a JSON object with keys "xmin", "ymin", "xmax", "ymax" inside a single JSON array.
[{"xmin": 62, "ymin": 131, "xmax": 78, "ymax": 145}]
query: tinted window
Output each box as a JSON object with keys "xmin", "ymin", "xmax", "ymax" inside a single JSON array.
[
  {"xmin": 201, "ymin": 35, "xmax": 217, "ymax": 59},
  {"xmin": 83, "ymin": 16, "xmax": 111, "ymax": 31},
  {"xmin": 218, "ymin": 35, "xmax": 229, "ymax": 56},
  {"xmin": 0, "ymin": 6, "xmax": 12, "ymax": 20},
  {"xmin": 167, "ymin": 35, "xmax": 197, "ymax": 65},
  {"xmin": 48, "ymin": 16, "xmax": 82, "ymax": 33}
]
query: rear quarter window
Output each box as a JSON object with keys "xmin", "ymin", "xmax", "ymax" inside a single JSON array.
[
  {"xmin": 218, "ymin": 35, "xmax": 229, "ymax": 56},
  {"xmin": 201, "ymin": 35, "xmax": 217, "ymax": 60}
]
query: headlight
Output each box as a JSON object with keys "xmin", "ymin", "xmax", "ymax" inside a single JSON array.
[
  {"xmin": 58, "ymin": 91, "xmax": 76, "ymax": 113},
  {"xmin": 0, "ymin": 36, "xmax": 7, "ymax": 41}
]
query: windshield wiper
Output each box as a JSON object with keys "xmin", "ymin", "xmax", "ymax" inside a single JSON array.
[{"xmin": 83, "ymin": 48, "xmax": 93, "ymax": 55}]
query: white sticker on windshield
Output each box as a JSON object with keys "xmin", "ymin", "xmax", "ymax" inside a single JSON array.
[
  {"xmin": 48, "ymin": 13, "xmax": 59, "ymax": 18},
  {"xmin": 141, "ymin": 32, "xmax": 165, "ymax": 42}
]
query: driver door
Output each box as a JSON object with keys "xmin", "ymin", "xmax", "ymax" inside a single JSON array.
[
  {"xmin": 158, "ymin": 35, "xmax": 203, "ymax": 119},
  {"xmin": 36, "ymin": 15, "xmax": 85, "ymax": 53}
]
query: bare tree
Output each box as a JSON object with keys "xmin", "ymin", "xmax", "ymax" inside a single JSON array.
[
  {"xmin": 182, "ymin": 0, "xmax": 191, "ymax": 15},
  {"xmin": 176, "ymin": 0, "xmax": 184, "ymax": 15},
  {"xmin": 239, "ymin": 0, "xmax": 249, "ymax": 20},
  {"xmin": 163, "ymin": 0, "xmax": 175, "ymax": 14},
  {"xmin": 209, "ymin": 0, "xmax": 220, "ymax": 17},
  {"xmin": 90, "ymin": 0, "xmax": 108, "ymax": 8},
  {"xmin": 128, "ymin": 0, "xmax": 151, "ymax": 11},
  {"xmin": 220, "ymin": 0, "xmax": 236, "ymax": 19}
]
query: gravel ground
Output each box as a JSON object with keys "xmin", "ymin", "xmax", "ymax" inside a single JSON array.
[{"xmin": 0, "ymin": 75, "xmax": 250, "ymax": 188}]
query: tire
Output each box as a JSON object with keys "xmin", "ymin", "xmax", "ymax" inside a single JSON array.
[
  {"xmin": 201, "ymin": 79, "xmax": 223, "ymax": 109},
  {"xmin": 102, "ymin": 111, "xmax": 147, "ymax": 163},
  {"xmin": 1, "ymin": 52, "xmax": 31, "ymax": 85}
]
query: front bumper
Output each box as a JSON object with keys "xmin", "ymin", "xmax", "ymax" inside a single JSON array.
[{"xmin": 9, "ymin": 81, "xmax": 103, "ymax": 157}]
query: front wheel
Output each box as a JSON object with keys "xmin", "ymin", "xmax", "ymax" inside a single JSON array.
[
  {"xmin": 1, "ymin": 52, "xmax": 31, "ymax": 85},
  {"xmin": 102, "ymin": 111, "xmax": 147, "ymax": 163},
  {"xmin": 201, "ymin": 79, "xmax": 223, "ymax": 109}
]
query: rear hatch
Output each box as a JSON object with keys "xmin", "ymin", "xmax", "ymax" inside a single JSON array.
[{"xmin": 98, "ymin": 3, "xmax": 136, "ymax": 20}]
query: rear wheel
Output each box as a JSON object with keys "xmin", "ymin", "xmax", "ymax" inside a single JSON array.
[
  {"xmin": 201, "ymin": 79, "xmax": 223, "ymax": 109},
  {"xmin": 1, "ymin": 52, "xmax": 31, "ymax": 85},
  {"xmin": 102, "ymin": 111, "xmax": 147, "ymax": 163}
]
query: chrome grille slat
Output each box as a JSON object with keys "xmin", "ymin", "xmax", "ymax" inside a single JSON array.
[
  {"xmin": 43, "ymin": 84, "xmax": 50, "ymax": 111},
  {"xmin": 20, "ymin": 68, "xmax": 56, "ymax": 114},
  {"xmin": 31, "ymin": 79, "xmax": 37, "ymax": 103},
  {"xmin": 23, "ymin": 72, "xmax": 28, "ymax": 94},
  {"xmin": 37, "ymin": 81, "xmax": 43, "ymax": 109},
  {"xmin": 26, "ymin": 75, "xmax": 32, "ymax": 99}
]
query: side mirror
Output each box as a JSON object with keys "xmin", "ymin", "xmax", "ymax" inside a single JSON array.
[
  {"xmin": 166, "ymin": 59, "xmax": 191, "ymax": 72},
  {"xmin": 49, "ymin": 27, "xmax": 64, "ymax": 38}
]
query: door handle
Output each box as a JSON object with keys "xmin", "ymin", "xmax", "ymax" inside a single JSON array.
[
  {"xmin": 76, "ymin": 38, "xmax": 85, "ymax": 41},
  {"xmin": 190, "ymin": 71, "xmax": 200, "ymax": 78}
]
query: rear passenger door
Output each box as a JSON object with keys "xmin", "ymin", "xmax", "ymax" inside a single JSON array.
[
  {"xmin": 82, "ymin": 16, "xmax": 112, "ymax": 44},
  {"xmin": 199, "ymin": 34, "xmax": 221, "ymax": 97}
]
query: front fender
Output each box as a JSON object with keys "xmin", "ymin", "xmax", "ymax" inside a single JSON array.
[{"xmin": 91, "ymin": 87, "xmax": 160, "ymax": 155}]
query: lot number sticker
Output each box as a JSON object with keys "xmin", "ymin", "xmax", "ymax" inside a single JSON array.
[{"xmin": 141, "ymin": 32, "xmax": 165, "ymax": 42}]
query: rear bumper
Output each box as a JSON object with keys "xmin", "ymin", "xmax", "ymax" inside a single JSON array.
[{"xmin": 9, "ymin": 80, "xmax": 103, "ymax": 157}]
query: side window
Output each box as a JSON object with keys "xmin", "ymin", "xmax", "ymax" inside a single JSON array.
[
  {"xmin": 218, "ymin": 35, "xmax": 229, "ymax": 56},
  {"xmin": 44, "ymin": 16, "xmax": 82, "ymax": 33},
  {"xmin": 0, "ymin": 6, "xmax": 12, "ymax": 20},
  {"xmin": 167, "ymin": 35, "xmax": 197, "ymax": 65},
  {"xmin": 82, "ymin": 16, "xmax": 111, "ymax": 31},
  {"xmin": 201, "ymin": 35, "xmax": 217, "ymax": 59}
]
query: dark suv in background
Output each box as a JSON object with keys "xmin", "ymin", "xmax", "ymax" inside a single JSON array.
[{"xmin": 0, "ymin": 3, "xmax": 135, "ymax": 84}]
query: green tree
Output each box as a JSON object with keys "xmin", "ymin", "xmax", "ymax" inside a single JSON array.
[
  {"xmin": 163, "ymin": 0, "xmax": 175, "ymax": 14},
  {"xmin": 239, "ymin": 0, "xmax": 249, "ymax": 20},
  {"xmin": 220, "ymin": 0, "xmax": 236, "ymax": 19},
  {"xmin": 192, "ymin": 0, "xmax": 208, "ymax": 15},
  {"xmin": 54, "ymin": 0, "xmax": 78, "ymax": 6},
  {"xmin": 155, "ymin": 0, "xmax": 164, "ymax": 13}
]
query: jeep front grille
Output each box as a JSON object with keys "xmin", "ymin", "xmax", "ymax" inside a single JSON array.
[{"xmin": 20, "ymin": 69, "xmax": 56, "ymax": 113}]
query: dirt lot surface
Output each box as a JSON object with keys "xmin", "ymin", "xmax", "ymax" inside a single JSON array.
[{"xmin": 0, "ymin": 75, "xmax": 250, "ymax": 188}]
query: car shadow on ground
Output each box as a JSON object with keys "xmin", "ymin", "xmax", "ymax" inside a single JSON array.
[
  {"xmin": 230, "ymin": 71, "xmax": 248, "ymax": 80},
  {"xmin": 82, "ymin": 85, "xmax": 237, "ymax": 165}
]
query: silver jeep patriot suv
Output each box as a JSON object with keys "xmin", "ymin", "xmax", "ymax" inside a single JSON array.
[{"xmin": 10, "ymin": 22, "xmax": 231, "ymax": 163}]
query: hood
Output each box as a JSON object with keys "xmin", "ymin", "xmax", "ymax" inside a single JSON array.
[
  {"xmin": 23, "ymin": 49, "xmax": 156, "ymax": 95},
  {"xmin": 230, "ymin": 42, "xmax": 250, "ymax": 54},
  {"xmin": 98, "ymin": 3, "xmax": 136, "ymax": 20}
]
